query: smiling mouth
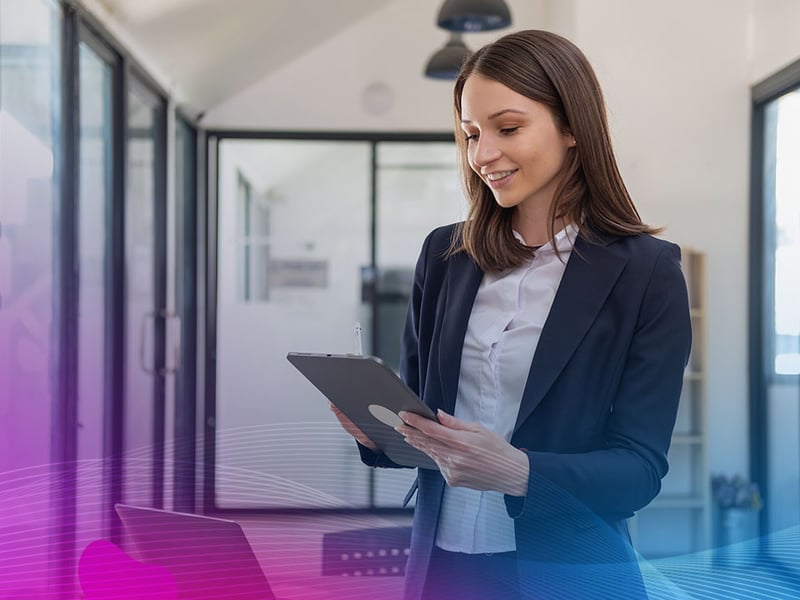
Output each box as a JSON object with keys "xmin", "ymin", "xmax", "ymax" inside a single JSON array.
[
  {"xmin": 486, "ymin": 169, "xmax": 517, "ymax": 181},
  {"xmin": 484, "ymin": 169, "xmax": 517, "ymax": 188}
]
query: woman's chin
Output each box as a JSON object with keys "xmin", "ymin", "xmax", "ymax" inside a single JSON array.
[{"xmin": 493, "ymin": 195, "xmax": 521, "ymax": 210}]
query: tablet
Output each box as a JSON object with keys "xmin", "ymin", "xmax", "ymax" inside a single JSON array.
[{"xmin": 287, "ymin": 352, "xmax": 438, "ymax": 470}]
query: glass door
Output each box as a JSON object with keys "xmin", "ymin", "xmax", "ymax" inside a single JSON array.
[
  {"xmin": 0, "ymin": 0, "xmax": 62, "ymax": 594},
  {"xmin": 75, "ymin": 28, "xmax": 117, "ymax": 551},
  {"xmin": 213, "ymin": 138, "xmax": 372, "ymax": 509},
  {"xmin": 208, "ymin": 136, "xmax": 461, "ymax": 511},
  {"xmin": 172, "ymin": 115, "xmax": 198, "ymax": 513},
  {"xmin": 123, "ymin": 76, "xmax": 168, "ymax": 508}
]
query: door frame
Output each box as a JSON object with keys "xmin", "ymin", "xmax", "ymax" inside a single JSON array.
[{"xmin": 202, "ymin": 130, "xmax": 454, "ymax": 515}]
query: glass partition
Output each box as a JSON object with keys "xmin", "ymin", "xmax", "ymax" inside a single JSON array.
[
  {"xmin": 75, "ymin": 35, "xmax": 114, "ymax": 549},
  {"xmin": 371, "ymin": 141, "xmax": 466, "ymax": 506},
  {"xmin": 214, "ymin": 137, "xmax": 463, "ymax": 509},
  {"xmin": 172, "ymin": 115, "xmax": 198, "ymax": 513},
  {"xmin": 123, "ymin": 79, "xmax": 167, "ymax": 508},
  {"xmin": 215, "ymin": 139, "xmax": 372, "ymax": 508},
  {"xmin": 0, "ymin": 0, "xmax": 60, "ymax": 478},
  {"xmin": 0, "ymin": 0, "xmax": 61, "ymax": 593},
  {"xmin": 373, "ymin": 141, "xmax": 466, "ymax": 371}
]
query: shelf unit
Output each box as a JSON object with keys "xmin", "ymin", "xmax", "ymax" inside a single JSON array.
[{"xmin": 630, "ymin": 249, "xmax": 710, "ymax": 559}]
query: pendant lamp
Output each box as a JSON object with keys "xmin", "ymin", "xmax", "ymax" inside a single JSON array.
[
  {"xmin": 436, "ymin": 0, "xmax": 512, "ymax": 32},
  {"xmin": 424, "ymin": 33, "xmax": 473, "ymax": 80},
  {"xmin": 424, "ymin": 0, "xmax": 512, "ymax": 80}
]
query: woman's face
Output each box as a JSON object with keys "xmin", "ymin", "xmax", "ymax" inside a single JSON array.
[{"xmin": 459, "ymin": 74, "xmax": 575, "ymax": 214}]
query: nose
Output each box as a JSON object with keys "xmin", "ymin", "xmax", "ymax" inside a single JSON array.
[{"xmin": 471, "ymin": 135, "xmax": 502, "ymax": 169}]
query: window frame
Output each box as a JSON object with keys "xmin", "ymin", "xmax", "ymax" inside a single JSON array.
[{"xmin": 749, "ymin": 57, "xmax": 800, "ymax": 576}]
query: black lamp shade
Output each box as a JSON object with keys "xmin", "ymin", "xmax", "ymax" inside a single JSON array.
[
  {"xmin": 424, "ymin": 34, "xmax": 473, "ymax": 80},
  {"xmin": 437, "ymin": 0, "xmax": 512, "ymax": 32}
]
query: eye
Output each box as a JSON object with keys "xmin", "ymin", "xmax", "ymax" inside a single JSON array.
[
  {"xmin": 499, "ymin": 127, "xmax": 519, "ymax": 136},
  {"xmin": 464, "ymin": 133, "xmax": 479, "ymax": 142}
]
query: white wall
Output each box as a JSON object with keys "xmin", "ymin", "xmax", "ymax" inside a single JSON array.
[
  {"xmin": 571, "ymin": 0, "xmax": 753, "ymax": 476},
  {"xmin": 750, "ymin": 0, "xmax": 800, "ymax": 83},
  {"xmin": 203, "ymin": 0, "xmax": 548, "ymax": 130}
]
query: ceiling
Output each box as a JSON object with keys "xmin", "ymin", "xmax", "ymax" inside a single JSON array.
[{"xmin": 95, "ymin": 0, "xmax": 394, "ymax": 116}]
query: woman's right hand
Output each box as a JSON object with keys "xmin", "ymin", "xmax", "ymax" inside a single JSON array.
[{"xmin": 328, "ymin": 401, "xmax": 379, "ymax": 452}]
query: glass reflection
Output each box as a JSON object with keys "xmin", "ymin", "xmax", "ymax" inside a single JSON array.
[{"xmin": 76, "ymin": 39, "xmax": 112, "ymax": 547}]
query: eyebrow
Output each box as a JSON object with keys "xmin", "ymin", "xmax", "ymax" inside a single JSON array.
[{"xmin": 460, "ymin": 108, "xmax": 528, "ymax": 124}]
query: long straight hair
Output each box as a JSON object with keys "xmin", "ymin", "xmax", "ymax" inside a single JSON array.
[{"xmin": 451, "ymin": 30, "xmax": 659, "ymax": 272}]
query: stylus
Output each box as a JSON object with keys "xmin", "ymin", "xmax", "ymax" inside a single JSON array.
[{"xmin": 354, "ymin": 321, "xmax": 364, "ymax": 356}]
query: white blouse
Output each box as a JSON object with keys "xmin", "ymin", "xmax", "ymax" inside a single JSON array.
[{"xmin": 435, "ymin": 223, "xmax": 578, "ymax": 554}]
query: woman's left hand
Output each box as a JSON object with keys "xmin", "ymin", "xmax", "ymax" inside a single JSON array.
[{"xmin": 397, "ymin": 409, "xmax": 530, "ymax": 497}]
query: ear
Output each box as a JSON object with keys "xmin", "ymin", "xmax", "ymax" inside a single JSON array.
[{"xmin": 561, "ymin": 126, "xmax": 576, "ymax": 148}]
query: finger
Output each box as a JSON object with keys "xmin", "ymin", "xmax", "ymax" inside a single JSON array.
[
  {"xmin": 399, "ymin": 414, "xmax": 470, "ymax": 448},
  {"xmin": 402, "ymin": 433, "xmax": 443, "ymax": 462},
  {"xmin": 401, "ymin": 429, "xmax": 450, "ymax": 457},
  {"xmin": 329, "ymin": 402, "xmax": 348, "ymax": 421},
  {"xmin": 401, "ymin": 432, "xmax": 424, "ymax": 450},
  {"xmin": 398, "ymin": 425, "xmax": 427, "ymax": 446},
  {"xmin": 435, "ymin": 409, "xmax": 482, "ymax": 432},
  {"xmin": 398, "ymin": 411, "xmax": 447, "ymax": 436},
  {"xmin": 398, "ymin": 427, "xmax": 458, "ymax": 464}
]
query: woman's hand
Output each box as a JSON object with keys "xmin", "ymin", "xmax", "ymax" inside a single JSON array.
[
  {"xmin": 397, "ymin": 409, "xmax": 530, "ymax": 497},
  {"xmin": 328, "ymin": 401, "xmax": 379, "ymax": 452}
]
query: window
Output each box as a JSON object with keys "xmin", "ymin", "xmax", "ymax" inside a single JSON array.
[
  {"xmin": 751, "ymin": 61, "xmax": 800, "ymax": 576},
  {"xmin": 236, "ymin": 171, "xmax": 270, "ymax": 302},
  {"xmin": 769, "ymin": 91, "xmax": 800, "ymax": 375}
]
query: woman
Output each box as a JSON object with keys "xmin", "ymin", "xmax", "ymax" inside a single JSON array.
[{"xmin": 332, "ymin": 29, "xmax": 691, "ymax": 600}]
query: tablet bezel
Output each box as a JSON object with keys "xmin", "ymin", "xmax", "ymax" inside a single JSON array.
[{"xmin": 287, "ymin": 352, "xmax": 438, "ymax": 470}]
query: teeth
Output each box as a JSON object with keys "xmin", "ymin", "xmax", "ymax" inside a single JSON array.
[{"xmin": 487, "ymin": 170, "xmax": 515, "ymax": 181}]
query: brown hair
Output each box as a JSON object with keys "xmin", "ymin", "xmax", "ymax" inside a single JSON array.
[{"xmin": 451, "ymin": 30, "xmax": 659, "ymax": 272}]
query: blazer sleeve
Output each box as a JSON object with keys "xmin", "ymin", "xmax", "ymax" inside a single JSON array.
[
  {"xmin": 399, "ymin": 225, "xmax": 436, "ymax": 398},
  {"xmin": 506, "ymin": 243, "xmax": 692, "ymax": 520},
  {"xmin": 357, "ymin": 228, "xmax": 436, "ymax": 469}
]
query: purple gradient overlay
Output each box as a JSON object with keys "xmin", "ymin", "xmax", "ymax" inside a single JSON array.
[
  {"xmin": 78, "ymin": 540, "xmax": 176, "ymax": 599},
  {"xmin": 1, "ymin": 440, "xmax": 799, "ymax": 597}
]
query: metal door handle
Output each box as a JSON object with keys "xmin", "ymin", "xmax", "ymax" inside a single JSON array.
[
  {"xmin": 139, "ymin": 311, "xmax": 157, "ymax": 375},
  {"xmin": 162, "ymin": 310, "xmax": 181, "ymax": 375}
]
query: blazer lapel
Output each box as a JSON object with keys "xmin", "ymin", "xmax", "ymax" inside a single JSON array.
[
  {"xmin": 513, "ymin": 234, "xmax": 628, "ymax": 433},
  {"xmin": 438, "ymin": 252, "xmax": 483, "ymax": 416}
]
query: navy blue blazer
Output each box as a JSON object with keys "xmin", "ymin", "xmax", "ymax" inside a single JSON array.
[{"xmin": 360, "ymin": 223, "xmax": 692, "ymax": 600}]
